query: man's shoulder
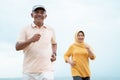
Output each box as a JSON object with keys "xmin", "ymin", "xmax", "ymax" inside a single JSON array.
[
  {"xmin": 44, "ymin": 24, "xmax": 54, "ymax": 31},
  {"xmin": 21, "ymin": 24, "xmax": 32, "ymax": 30}
]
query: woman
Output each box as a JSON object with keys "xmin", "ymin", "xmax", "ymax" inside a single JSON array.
[{"xmin": 64, "ymin": 30, "xmax": 96, "ymax": 80}]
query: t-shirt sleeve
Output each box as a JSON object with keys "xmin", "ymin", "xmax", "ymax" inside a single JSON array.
[
  {"xmin": 51, "ymin": 28, "xmax": 57, "ymax": 44},
  {"xmin": 64, "ymin": 45, "xmax": 73, "ymax": 62},
  {"xmin": 16, "ymin": 27, "xmax": 26, "ymax": 42}
]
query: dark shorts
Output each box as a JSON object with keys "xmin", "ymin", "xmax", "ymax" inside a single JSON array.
[{"xmin": 73, "ymin": 76, "xmax": 90, "ymax": 80}]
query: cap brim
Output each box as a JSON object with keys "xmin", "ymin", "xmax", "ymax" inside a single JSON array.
[{"xmin": 32, "ymin": 7, "xmax": 46, "ymax": 12}]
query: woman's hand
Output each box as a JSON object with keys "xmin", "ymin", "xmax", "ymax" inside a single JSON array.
[
  {"xmin": 67, "ymin": 59, "xmax": 76, "ymax": 66},
  {"xmin": 85, "ymin": 45, "xmax": 96, "ymax": 60}
]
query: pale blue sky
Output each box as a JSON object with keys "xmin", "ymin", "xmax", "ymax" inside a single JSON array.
[{"xmin": 0, "ymin": 0, "xmax": 120, "ymax": 78}]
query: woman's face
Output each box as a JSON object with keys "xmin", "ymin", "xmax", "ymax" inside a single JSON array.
[{"xmin": 77, "ymin": 32, "xmax": 84, "ymax": 43}]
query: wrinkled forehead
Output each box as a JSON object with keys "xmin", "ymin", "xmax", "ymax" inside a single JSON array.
[
  {"xmin": 33, "ymin": 7, "xmax": 46, "ymax": 12},
  {"xmin": 32, "ymin": 9, "xmax": 46, "ymax": 14}
]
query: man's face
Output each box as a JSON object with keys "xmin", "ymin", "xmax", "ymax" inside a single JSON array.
[{"xmin": 31, "ymin": 9, "xmax": 47, "ymax": 23}]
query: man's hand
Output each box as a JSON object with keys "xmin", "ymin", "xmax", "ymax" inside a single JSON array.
[
  {"xmin": 29, "ymin": 34, "xmax": 41, "ymax": 42},
  {"xmin": 50, "ymin": 53, "xmax": 56, "ymax": 62}
]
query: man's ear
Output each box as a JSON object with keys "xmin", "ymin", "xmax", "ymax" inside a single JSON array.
[
  {"xmin": 45, "ymin": 14, "xmax": 47, "ymax": 19},
  {"xmin": 31, "ymin": 13, "xmax": 33, "ymax": 18}
]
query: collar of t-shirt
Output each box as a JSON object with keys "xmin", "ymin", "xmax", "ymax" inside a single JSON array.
[{"xmin": 31, "ymin": 23, "xmax": 47, "ymax": 29}]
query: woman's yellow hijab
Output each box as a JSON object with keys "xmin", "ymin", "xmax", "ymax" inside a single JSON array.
[{"xmin": 74, "ymin": 29, "xmax": 85, "ymax": 48}]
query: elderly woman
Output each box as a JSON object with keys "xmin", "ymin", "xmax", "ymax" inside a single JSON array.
[{"xmin": 64, "ymin": 30, "xmax": 96, "ymax": 80}]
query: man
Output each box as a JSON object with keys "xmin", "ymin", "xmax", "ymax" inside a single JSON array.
[{"xmin": 15, "ymin": 5, "xmax": 57, "ymax": 80}]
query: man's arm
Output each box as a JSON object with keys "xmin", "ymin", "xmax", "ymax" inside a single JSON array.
[
  {"xmin": 16, "ymin": 40, "xmax": 32, "ymax": 51},
  {"xmin": 52, "ymin": 44, "xmax": 57, "ymax": 56},
  {"xmin": 51, "ymin": 44, "xmax": 57, "ymax": 62},
  {"xmin": 16, "ymin": 34, "xmax": 41, "ymax": 51}
]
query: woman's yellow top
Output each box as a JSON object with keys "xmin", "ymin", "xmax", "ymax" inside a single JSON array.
[
  {"xmin": 64, "ymin": 29, "xmax": 95, "ymax": 77},
  {"xmin": 64, "ymin": 43, "xmax": 92, "ymax": 77}
]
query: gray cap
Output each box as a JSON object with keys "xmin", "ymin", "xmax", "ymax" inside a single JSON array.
[{"xmin": 32, "ymin": 5, "xmax": 46, "ymax": 12}]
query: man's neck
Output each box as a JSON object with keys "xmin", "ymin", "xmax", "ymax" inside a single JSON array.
[{"xmin": 34, "ymin": 21, "xmax": 44, "ymax": 28}]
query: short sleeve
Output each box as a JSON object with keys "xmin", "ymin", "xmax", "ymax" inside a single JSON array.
[
  {"xmin": 16, "ymin": 27, "xmax": 26, "ymax": 42},
  {"xmin": 51, "ymin": 28, "xmax": 57, "ymax": 44}
]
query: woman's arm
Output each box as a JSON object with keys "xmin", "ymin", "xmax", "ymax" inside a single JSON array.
[{"xmin": 85, "ymin": 44, "xmax": 96, "ymax": 60}]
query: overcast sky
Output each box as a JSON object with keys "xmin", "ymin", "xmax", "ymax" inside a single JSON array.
[{"xmin": 0, "ymin": 0, "xmax": 120, "ymax": 78}]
